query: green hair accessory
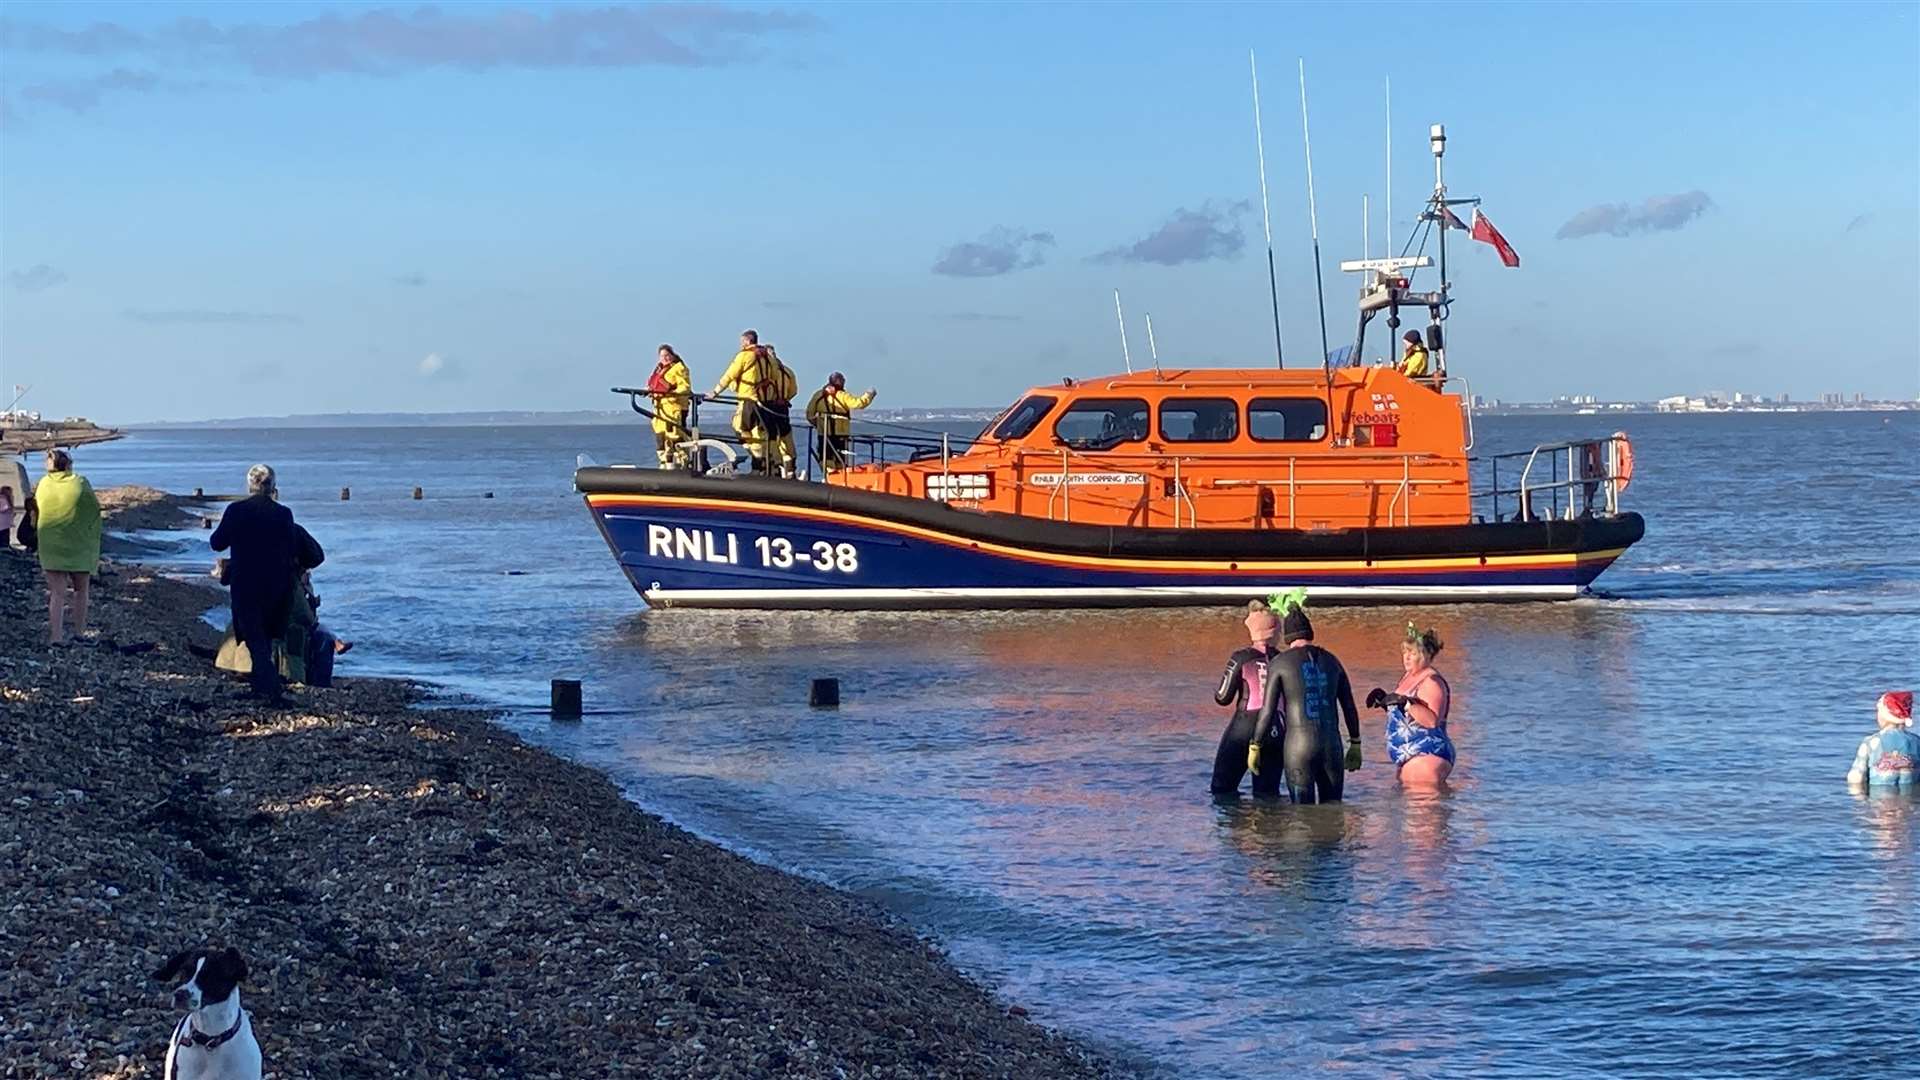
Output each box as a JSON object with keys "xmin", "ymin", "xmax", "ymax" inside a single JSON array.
[
  {"xmin": 1405, "ymin": 622, "xmax": 1444, "ymax": 655},
  {"xmin": 1267, "ymin": 588, "xmax": 1308, "ymax": 617}
]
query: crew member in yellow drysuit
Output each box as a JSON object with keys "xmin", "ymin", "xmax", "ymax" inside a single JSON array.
[
  {"xmin": 761, "ymin": 346, "xmax": 800, "ymax": 477},
  {"xmin": 712, "ymin": 330, "xmax": 771, "ymax": 473},
  {"xmin": 1399, "ymin": 330, "xmax": 1430, "ymax": 379},
  {"xmin": 647, "ymin": 344, "xmax": 693, "ymax": 469},
  {"xmin": 805, "ymin": 372, "xmax": 877, "ymax": 473}
]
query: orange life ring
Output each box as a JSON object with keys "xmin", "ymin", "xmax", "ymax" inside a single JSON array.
[{"xmin": 1612, "ymin": 431, "xmax": 1634, "ymax": 492}]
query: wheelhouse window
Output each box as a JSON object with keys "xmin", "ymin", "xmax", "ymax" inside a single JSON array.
[
  {"xmin": 1159, "ymin": 398, "xmax": 1239, "ymax": 442},
  {"xmin": 1052, "ymin": 398, "xmax": 1150, "ymax": 451},
  {"xmin": 1247, "ymin": 397, "xmax": 1329, "ymax": 442},
  {"xmin": 989, "ymin": 395, "xmax": 1057, "ymax": 441}
]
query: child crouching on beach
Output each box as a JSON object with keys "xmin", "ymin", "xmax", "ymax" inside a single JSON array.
[{"xmin": 1846, "ymin": 691, "xmax": 1917, "ymax": 790}]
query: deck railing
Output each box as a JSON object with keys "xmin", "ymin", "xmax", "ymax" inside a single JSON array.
[
  {"xmin": 612, "ymin": 388, "xmax": 1630, "ymax": 529},
  {"xmin": 1469, "ymin": 435, "xmax": 1629, "ymax": 522}
]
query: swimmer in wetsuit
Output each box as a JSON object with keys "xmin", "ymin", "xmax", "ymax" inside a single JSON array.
[
  {"xmin": 1253, "ymin": 591, "xmax": 1362, "ymax": 804},
  {"xmin": 1212, "ymin": 601, "xmax": 1283, "ymax": 797}
]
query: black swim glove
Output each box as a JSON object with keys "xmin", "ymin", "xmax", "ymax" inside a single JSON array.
[{"xmin": 1365, "ymin": 688, "xmax": 1388, "ymax": 709}]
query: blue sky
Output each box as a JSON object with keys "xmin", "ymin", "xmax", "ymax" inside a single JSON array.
[{"xmin": 2, "ymin": 1, "xmax": 1915, "ymax": 421}]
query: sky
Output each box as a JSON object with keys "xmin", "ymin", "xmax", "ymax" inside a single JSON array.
[{"xmin": 1, "ymin": 1, "xmax": 1916, "ymax": 422}]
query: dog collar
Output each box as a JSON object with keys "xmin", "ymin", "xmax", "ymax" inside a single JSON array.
[{"xmin": 177, "ymin": 1009, "xmax": 244, "ymax": 1051}]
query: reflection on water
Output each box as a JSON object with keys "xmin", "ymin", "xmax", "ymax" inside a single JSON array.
[{"xmin": 70, "ymin": 415, "xmax": 1920, "ymax": 1079}]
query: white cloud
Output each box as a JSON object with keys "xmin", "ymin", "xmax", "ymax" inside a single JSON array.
[{"xmin": 419, "ymin": 352, "xmax": 446, "ymax": 377}]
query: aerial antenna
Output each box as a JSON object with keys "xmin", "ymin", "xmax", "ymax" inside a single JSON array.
[
  {"xmin": 1145, "ymin": 312, "xmax": 1162, "ymax": 375},
  {"xmin": 1113, "ymin": 289, "xmax": 1133, "ymax": 374},
  {"xmin": 1385, "ymin": 76, "xmax": 1393, "ymax": 259},
  {"xmin": 1250, "ymin": 50, "xmax": 1285, "ymax": 369},
  {"xmin": 1363, "ymin": 194, "xmax": 1371, "ymax": 260},
  {"xmin": 1298, "ymin": 59, "xmax": 1331, "ymax": 373}
]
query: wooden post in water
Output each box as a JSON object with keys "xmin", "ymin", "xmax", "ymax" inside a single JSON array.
[
  {"xmin": 809, "ymin": 678, "xmax": 840, "ymax": 708},
  {"xmin": 412, "ymin": 486, "xmax": 423, "ymax": 500},
  {"xmin": 551, "ymin": 679, "xmax": 582, "ymax": 719}
]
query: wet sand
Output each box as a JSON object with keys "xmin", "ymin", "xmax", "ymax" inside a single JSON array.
[{"xmin": 0, "ymin": 488, "xmax": 1123, "ymax": 1079}]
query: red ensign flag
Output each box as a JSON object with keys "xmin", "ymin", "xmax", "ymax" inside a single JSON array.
[{"xmin": 1470, "ymin": 209, "xmax": 1520, "ymax": 268}]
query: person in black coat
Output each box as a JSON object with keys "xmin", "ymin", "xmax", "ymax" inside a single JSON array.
[{"xmin": 210, "ymin": 464, "xmax": 323, "ymax": 700}]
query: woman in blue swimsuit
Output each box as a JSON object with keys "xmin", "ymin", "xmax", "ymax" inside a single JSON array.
[{"xmin": 1366, "ymin": 624, "xmax": 1455, "ymax": 786}]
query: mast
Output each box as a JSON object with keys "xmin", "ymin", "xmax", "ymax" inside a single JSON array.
[
  {"xmin": 1114, "ymin": 290, "xmax": 1133, "ymax": 374},
  {"xmin": 1385, "ymin": 77, "xmax": 1393, "ymax": 257},
  {"xmin": 1298, "ymin": 59, "xmax": 1331, "ymax": 375},
  {"xmin": 1250, "ymin": 51, "xmax": 1285, "ymax": 368},
  {"xmin": 1432, "ymin": 123, "xmax": 1448, "ymax": 310},
  {"xmin": 1145, "ymin": 313, "xmax": 1162, "ymax": 376}
]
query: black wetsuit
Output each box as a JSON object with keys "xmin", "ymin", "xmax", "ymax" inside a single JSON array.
[
  {"xmin": 1254, "ymin": 643, "xmax": 1361, "ymax": 804},
  {"xmin": 1211, "ymin": 645, "xmax": 1283, "ymax": 797}
]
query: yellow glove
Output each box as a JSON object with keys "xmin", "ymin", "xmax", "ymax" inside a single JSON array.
[
  {"xmin": 1246, "ymin": 740, "xmax": 1263, "ymax": 776},
  {"xmin": 1344, "ymin": 738, "xmax": 1363, "ymax": 771}
]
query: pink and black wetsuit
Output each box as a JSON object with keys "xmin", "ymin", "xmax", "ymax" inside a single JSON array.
[{"xmin": 1212, "ymin": 644, "xmax": 1283, "ymax": 797}]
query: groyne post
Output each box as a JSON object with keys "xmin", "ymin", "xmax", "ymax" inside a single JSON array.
[
  {"xmin": 551, "ymin": 679, "xmax": 582, "ymax": 719},
  {"xmin": 810, "ymin": 678, "xmax": 840, "ymax": 708}
]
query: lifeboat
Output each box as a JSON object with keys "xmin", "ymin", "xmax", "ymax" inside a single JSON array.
[
  {"xmin": 576, "ymin": 124, "xmax": 1644, "ymax": 609},
  {"xmin": 577, "ymin": 363, "xmax": 1641, "ymax": 608}
]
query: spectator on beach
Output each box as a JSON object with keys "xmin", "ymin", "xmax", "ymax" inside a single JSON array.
[
  {"xmin": 33, "ymin": 449, "xmax": 103, "ymax": 645},
  {"xmin": 0, "ymin": 480, "xmax": 15, "ymax": 549},
  {"xmin": 210, "ymin": 464, "xmax": 323, "ymax": 701}
]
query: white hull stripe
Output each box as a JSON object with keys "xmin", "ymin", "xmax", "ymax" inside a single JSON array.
[{"xmin": 642, "ymin": 583, "xmax": 1582, "ymax": 604}]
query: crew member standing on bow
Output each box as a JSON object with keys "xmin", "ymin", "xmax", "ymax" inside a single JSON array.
[
  {"xmin": 1253, "ymin": 590, "xmax": 1363, "ymax": 804},
  {"xmin": 647, "ymin": 344, "xmax": 693, "ymax": 469},
  {"xmin": 1211, "ymin": 600, "xmax": 1284, "ymax": 798},
  {"xmin": 757, "ymin": 345, "xmax": 800, "ymax": 477},
  {"xmin": 712, "ymin": 329, "xmax": 771, "ymax": 474},
  {"xmin": 805, "ymin": 372, "xmax": 877, "ymax": 474}
]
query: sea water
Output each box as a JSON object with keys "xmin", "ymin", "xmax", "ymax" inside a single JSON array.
[{"xmin": 74, "ymin": 412, "xmax": 1919, "ymax": 1078}]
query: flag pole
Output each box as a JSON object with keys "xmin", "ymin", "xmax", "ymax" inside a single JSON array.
[
  {"xmin": 1250, "ymin": 51, "xmax": 1285, "ymax": 369},
  {"xmin": 1298, "ymin": 59, "xmax": 1331, "ymax": 375}
]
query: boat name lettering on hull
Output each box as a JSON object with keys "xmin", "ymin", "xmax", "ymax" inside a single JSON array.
[
  {"xmin": 644, "ymin": 524, "xmax": 858, "ymax": 574},
  {"xmin": 1029, "ymin": 472, "xmax": 1145, "ymax": 486}
]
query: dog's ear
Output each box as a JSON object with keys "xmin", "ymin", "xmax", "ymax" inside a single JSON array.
[
  {"xmin": 152, "ymin": 950, "xmax": 195, "ymax": 983},
  {"xmin": 220, "ymin": 947, "xmax": 248, "ymax": 983}
]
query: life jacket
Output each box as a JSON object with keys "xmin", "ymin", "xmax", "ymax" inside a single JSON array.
[{"xmin": 646, "ymin": 359, "xmax": 679, "ymax": 397}]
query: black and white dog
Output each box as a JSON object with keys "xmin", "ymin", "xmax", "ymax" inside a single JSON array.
[{"xmin": 153, "ymin": 947, "xmax": 262, "ymax": 1080}]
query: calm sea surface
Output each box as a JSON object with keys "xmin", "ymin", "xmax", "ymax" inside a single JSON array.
[{"xmin": 71, "ymin": 412, "xmax": 1919, "ymax": 1078}]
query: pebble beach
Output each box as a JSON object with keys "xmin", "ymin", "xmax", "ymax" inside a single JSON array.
[{"xmin": 0, "ymin": 489, "xmax": 1125, "ymax": 1079}]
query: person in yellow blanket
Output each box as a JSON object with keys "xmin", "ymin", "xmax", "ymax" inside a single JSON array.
[
  {"xmin": 805, "ymin": 372, "xmax": 877, "ymax": 473},
  {"xmin": 646, "ymin": 344, "xmax": 693, "ymax": 469},
  {"xmin": 712, "ymin": 329, "xmax": 772, "ymax": 473},
  {"xmin": 1399, "ymin": 330, "xmax": 1430, "ymax": 379}
]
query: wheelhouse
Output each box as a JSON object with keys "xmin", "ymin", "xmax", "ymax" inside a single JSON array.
[{"xmin": 826, "ymin": 366, "xmax": 1474, "ymax": 532}]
